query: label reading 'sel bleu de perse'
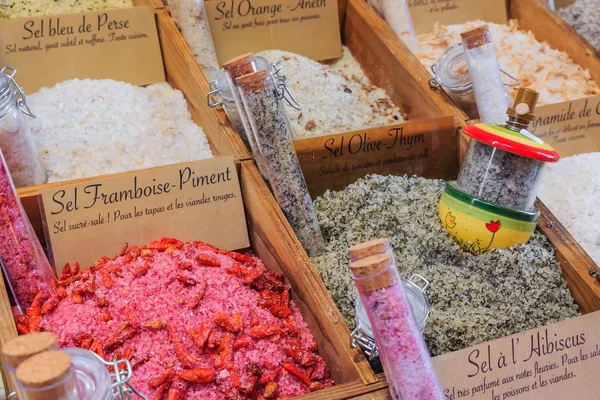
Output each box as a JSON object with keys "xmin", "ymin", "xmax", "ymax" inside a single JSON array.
[
  {"xmin": 205, "ymin": 0, "xmax": 342, "ymax": 64},
  {"xmin": 0, "ymin": 7, "xmax": 165, "ymax": 93},
  {"xmin": 41, "ymin": 157, "xmax": 249, "ymax": 273}
]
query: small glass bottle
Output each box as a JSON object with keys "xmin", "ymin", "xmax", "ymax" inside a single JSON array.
[
  {"xmin": 15, "ymin": 350, "xmax": 80, "ymax": 400},
  {"xmin": 456, "ymin": 88, "xmax": 557, "ymax": 211},
  {"xmin": 460, "ymin": 25, "xmax": 509, "ymax": 125},
  {"xmin": 350, "ymin": 250, "xmax": 444, "ymax": 400},
  {"xmin": 367, "ymin": 0, "xmax": 420, "ymax": 53},
  {"xmin": 0, "ymin": 67, "xmax": 47, "ymax": 188},
  {"xmin": 0, "ymin": 148, "xmax": 55, "ymax": 310},
  {"xmin": 236, "ymin": 69, "xmax": 325, "ymax": 257}
]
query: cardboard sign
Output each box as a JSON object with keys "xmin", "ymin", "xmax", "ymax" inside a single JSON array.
[
  {"xmin": 0, "ymin": 7, "xmax": 165, "ymax": 93},
  {"xmin": 40, "ymin": 157, "xmax": 249, "ymax": 272},
  {"xmin": 433, "ymin": 311, "xmax": 600, "ymax": 399},
  {"xmin": 530, "ymin": 95, "xmax": 600, "ymax": 158},
  {"xmin": 407, "ymin": 0, "xmax": 508, "ymax": 35},
  {"xmin": 294, "ymin": 116, "xmax": 458, "ymax": 197},
  {"xmin": 204, "ymin": 0, "xmax": 342, "ymax": 64}
]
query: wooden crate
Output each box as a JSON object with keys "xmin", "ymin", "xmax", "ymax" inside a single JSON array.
[{"xmin": 0, "ymin": 160, "xmax": 377, "ymax": 396}]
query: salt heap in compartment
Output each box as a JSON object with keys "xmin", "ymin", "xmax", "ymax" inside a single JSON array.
[
  {"xmin": 311, "ymin": 174, "xmax": 579, "ymax": 356},
  {"xmin": 28, "ymin": 79, "xmax": 213, "ymax": 182},
  {"xmin": 559, "ymin": 0, "xmax": 600, "ymax": 53},
  {"xmin": 257, "ymin": 48, "xmax": 404, "ymax": 139},
  {"xmin": 417, "ymin": 20, "xmax": 600, "ymax": 105},
  {"xmin": 539, "ymin": 152, "xmax": 600, "ymax": 266},
  {"xmin": 17, "ymin": 239, "xmax": 332, "ymax": 399},
  {"xmin": 0, "ymin": 0, "xmax": 133, "ymax": 18}
]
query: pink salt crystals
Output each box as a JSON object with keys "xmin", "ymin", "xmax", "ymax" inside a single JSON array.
[
  {"xmin": 22, "ymin": 238, "xmax": 332, "ymax": 399},
  {"xmin": 0, "ymin": 150, "xmax": 54, "ymax": 309},
  {"xmin": 350, "ymin": 243, "xmax": 443, "ymax": 400}
]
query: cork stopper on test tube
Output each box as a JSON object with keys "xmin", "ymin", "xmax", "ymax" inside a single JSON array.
[
  {"xmin": 349, "ymin": 252, "xmax": 399, "ymax": 292},
  {"xmin": 235, "ymin": 69, "xmax": 271, "ymax": 94},
  {"xmin": 460, "ymin": 24, "xmax": 491, "ymax": 49},
  {"xmin": 349, "ymin": 238, "xmax": 390, "ymax": 260},
  {"xmin": 222, "ymin": 53, "xmax": 256, "ymax": 79},
  {"xmin": 3, "ymin": 332, "xmax": 57, "ymax": 370}
]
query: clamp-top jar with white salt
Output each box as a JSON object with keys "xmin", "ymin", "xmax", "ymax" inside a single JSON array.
[
  {"xmin": 429, "ymin": 26, "xmax": 519, "ymax": 121},
  {"xmin": 0, "ymin": 67, "xmax": 46, "ymax": 187},
  {"xmin": 439, "ymin": 88, "xmax": 560, "ymax": 254}
]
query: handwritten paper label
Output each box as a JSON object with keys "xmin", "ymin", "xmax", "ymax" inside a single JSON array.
[
  {"xmin": 529, "ymin": 95, "xmax": 600, "ymax": 158},
  {"xmin": 407, "ymin": 0, "xmax": 508, "ymax": 35},
  {"xmin": 40, "ymin": 157, "xmax": 249, "ymax": 272},
  {"xmin": 0, "ymin": 7, "xmax": 165, "ymax": 93},
  {"xmin": 295, "ymin": 117, "xmax": 458, "ymax": 197},
  {"xmin": 204, "ymin": 0, "xmax": 342, "ymax": 64},
  {"xmin": 433, "ymin": 311, "xmax": 600, "ymax": 400}
]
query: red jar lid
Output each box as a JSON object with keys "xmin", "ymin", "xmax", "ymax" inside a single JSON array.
[{"xmin": 464, "ymin": 123, "xmax": 559, "ymax": 162}]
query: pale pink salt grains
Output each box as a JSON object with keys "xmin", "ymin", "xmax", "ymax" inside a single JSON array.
[{"xmin": 39, "ymin": 241, "xmax": 331, "ymax": 399}]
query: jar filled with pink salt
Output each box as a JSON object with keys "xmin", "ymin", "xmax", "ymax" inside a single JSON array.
[
  {"xmin": 350, "ymin": 245, "xmax": 444, "ymax": 400},
  {"xmin": 0, "ymin": 148, "xmax": 54, "ymax": 310}
]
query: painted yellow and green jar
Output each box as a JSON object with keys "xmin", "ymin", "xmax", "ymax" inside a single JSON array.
[
  {"xmin": 440, "ymin": 88, "xmax": 559, "ymax": 254},
  {"xmin": 439, "ymin": 182, "xmax": 540, "ymax": 254}
]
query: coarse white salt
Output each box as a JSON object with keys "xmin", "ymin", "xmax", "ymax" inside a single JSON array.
[
  {"xmin": 257, "ymin": 48, "xmax": 404, "ymax": 139},
  {"xmin": 539, "ymin": 152, "xmax": 600, "ymax": 265},
  {"xmin": 168, "ymin": 0, "xmax": 220, "ymax": 81},
  {"xmin": 417, "ymin": 20, "xmax": 600, "ymax": 105},
  {"xmin": 28, "ymin": 79, "xmax": 213, "ymax": 182}
]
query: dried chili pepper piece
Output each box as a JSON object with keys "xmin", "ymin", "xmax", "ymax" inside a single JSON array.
[
  {"xmin": 168, "ymin": 325, "xmax": 196, "ymax": 369},
  {"xmin": 149, "ymin": 370, "xmax": 175, "ymax": 387},
  {"xmin": 196, "ymin": 253, "xmax": 221, "ymax": 267},
  {"xmin": 99, "ymin": 311, "xmax": 112, "ymax": 323},
  {"xmin": 143, "ymin": 318, "xmax": 165, "ymax": 330},
  {"xmin": 263, "ymin": 381, "xmax": 278, "ymax": 399},
  {"xmin": 176, "ymin": 273, "xmax": 197, "ymax": 286},
  {"xmin": 187, "ymin": 281, "xmax": 207, "ymax": 309},
  {"xmin": 283, "ymin": 362, "xmax": 311, "ymax": 385},
  {"xmin": 242, "ymin": 265, "xmax": 265, "ymax": 286},
  {"xmin": 250, "ymin": 324, "xmax": 281, "ymax": 339},
  {"xmin": 190, "ymin": 322, "xmax": 211, "ymax": 350},
  {"xmin": 233, "ymin": 336, "xmax": 252, "ymax": 350},
  {"xmin": 177, "ymin": 368, "xmax": 215, "ymax": 384},
  {"xmin": 148, "ymin": 238, "xmax": 184, "ymax": 252},
  {"xmin": 41, "ymin": 295, "xmax": 59, "ymax": 315},
  {"xmin": 166, "ymin": 377, "xmax": 187, "ymax": 400},
  {"xmin": 214, "ymin": 311, "xmax": 243, "ymax": 333}
]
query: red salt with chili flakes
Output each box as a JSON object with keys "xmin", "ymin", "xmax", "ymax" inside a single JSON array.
[
  {"xmin": 28, "ymin": 238, "xmax": 332, "ymax": 399},
  {"xmin": 0, "ymin": 151, "xmax": 54, "ymax": 309}
]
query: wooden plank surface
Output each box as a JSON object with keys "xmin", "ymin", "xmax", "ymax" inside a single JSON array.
[
  {"xmin": 510, "ymin": 0, "xmax": 600, "ymax": 84},
  {"xmin": 239, "ymin": 161, "xmax": 377, "ymax": 385},
  {"xmin": 155, "ymin": 9, "xmax": 250, "ymax": 159},
  {"xmin": 536, "ymin": 199, "xmax": 600, "ymax": 314},
  {"xmin": 296, "ymin": 375, "xmax": 388, "ymax": 400},
  {"xmin": 344, "ymin": 0, "xmax": 467, "ymax": 123}
]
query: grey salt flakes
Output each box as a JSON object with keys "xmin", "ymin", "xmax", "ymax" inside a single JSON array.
[{"xmin": 312, "ymin": 174, "xmax": 579, "ymax": 356}]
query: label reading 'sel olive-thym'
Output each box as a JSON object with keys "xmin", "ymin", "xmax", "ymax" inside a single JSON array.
[
  {"xmin": 205, "ymin": 0, "xmax": 342, "ymax": 64},
  {"xmin": 295, "ymin": 116, "xmax": 458, "ymax": 197},
  {"xmin": 40, "ymin": 157, "xmax": 249, "ymax": 273},
  {"xmin": 433, "ymin": 311, "xmax": 600, "ymax": 399},
  {"xmin": 0, "ymin": 7, "xmax": 165, "ymax": 93}
]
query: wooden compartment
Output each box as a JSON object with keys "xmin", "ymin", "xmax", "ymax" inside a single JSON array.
[
  {"xmin": 156, "ymin": 0, "xmax": 464, "ymax": 189},
  {"xmin": 0, "ymin": 160, "xmax": 376, "ymax": 396}
]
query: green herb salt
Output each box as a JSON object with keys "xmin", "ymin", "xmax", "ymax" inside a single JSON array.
[{"xmin": 312, "ymin": 174, "xmax": 579, "ymax": 356}]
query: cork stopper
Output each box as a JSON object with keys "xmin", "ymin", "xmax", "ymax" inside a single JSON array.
[
  {"xmin": 235, "ymin": 69, "xmax": 271, "ymax": 94},
  {"xmin": 460, "ymin": 25, "xmax": 491, "ymax": 49},
  {"xmin": 506, "ymin": 88, "xmax": 539, "ymax": 125},
  {"xmin": 349, "ymin": 238, "xmax": 390, "ymax": 260},
  {"xmin": 223, "ymin": 53, "xmax": 255, "ymax": 79},
  {"xmin": 350, "ymin": 253, "xmax": 399, "ymax": 292},
  {"xmin": 16, "ymin": 351, "xmax": 73, "ymax": 400},
  {"xmin": 3, "ymin": 332, "xmax": 57, "ymax": 370}
]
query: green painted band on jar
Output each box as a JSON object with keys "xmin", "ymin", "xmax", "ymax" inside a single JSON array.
[{"xmin": 445, "ymin": 182, "xmax": 540, "ymax": 224}]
